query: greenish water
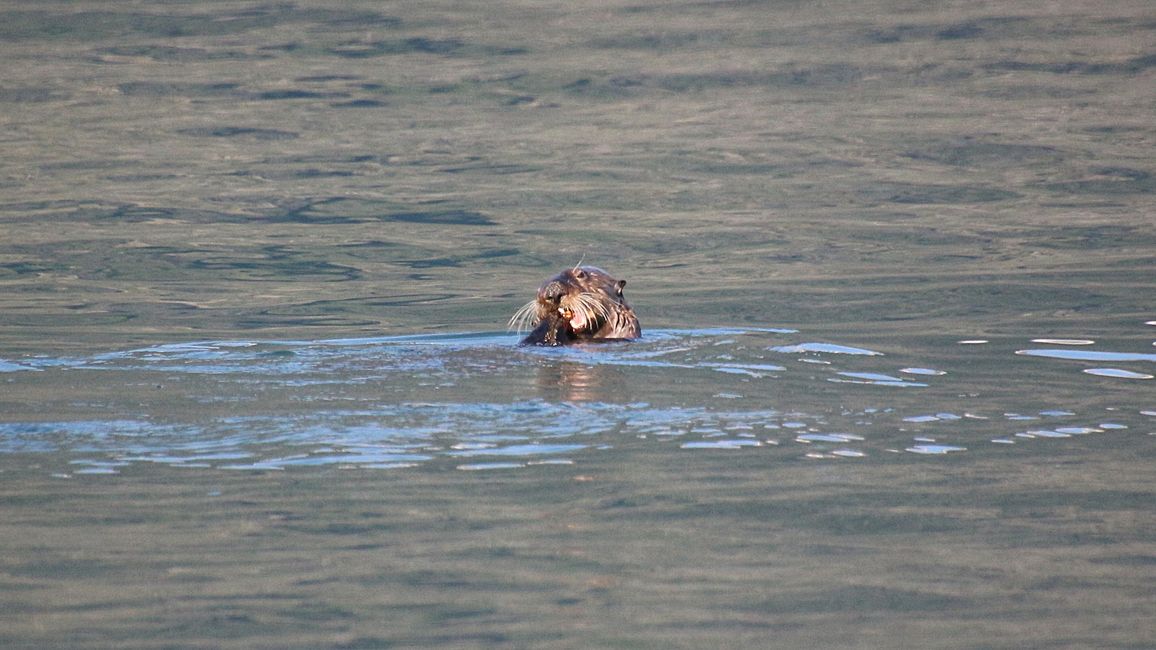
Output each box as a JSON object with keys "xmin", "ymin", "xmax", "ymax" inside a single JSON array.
[{"xmin": 2, "ymin": 1, "xmax": 1155, "ymax": 647}]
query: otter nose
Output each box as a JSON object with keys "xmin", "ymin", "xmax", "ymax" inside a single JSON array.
[{"xmin": 541, "ymin": 281, "xmax": 565, "ymax": 302}]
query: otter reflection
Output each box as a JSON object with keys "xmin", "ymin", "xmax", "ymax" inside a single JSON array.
[
  {"xmin": 510, "ymin": 265, "xmax": 641, "ymax": 346},
  {"xmin": 534, "ymin": 359, "xmax": 632, "ymax": 403}
]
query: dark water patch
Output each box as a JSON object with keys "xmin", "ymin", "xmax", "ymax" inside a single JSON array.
[
  {"xmin": 394, "ymin": 257, "xmax": 461, "ymax": 269},
  {"xmin": 0, "ymin": 261, "xmax": 57, "ymax": 277},
  {"xmin": 756, "ymin": 585, "xmax": 973, "ymax": 614},
  {"xmin": 97, "ymin": 205, "xmax": 200, "ymax": 223},
  {"xmin": 295, "ymin": 75, "xmax": 364, "ymax": 83},
  {"xmin": 588, "ymin": 31, "xmax": 727, "ymax": 50},
  {"xmin": 983, "ymin": 489, "xmax": 1156, "ymax": 519},
  {"xmin": 0, "ymin": 202, "xmax": 255, "ymax": 226},
  {"xmin": 806, "ymin": 510, "xmax": 965, "ymax": 535},
  {"xmin": 250, "ymin": 153, "xmax": 393, "ymax": 167},
  {"xmin": 1084, "ymin": 124, "xmax": 1148, "ymax": 135},
  {"xmin": 336, "ymin": 240, "xmax": 398, "ymax": 250},
  {"xmin": 441, "ymin": 162, "xmax": 540, "ymax": 175},
  {"xmin": 0, "ymin": 200, "xmax": 94, "ymax": 215},
  {"xmin": 0, "ymin": 8, "xmax": 399, "ymax": 41},
  {"xmin": 61, "ymin": 204, "xmax": 245, "ymax": 225},
  {"xmin": 0, "ymin": 86, "xmax": 68, "ymax": 103},
  {"xmin": 92, "ymin": 45, "xmax": 258, "ymax": 63},
  {"xmin": 865, "ymin": 16, "xmax": 1034, "ymax": 44},
  {"xmin": 292, "ymin": 169, "xmax": 357, "ymax": 179},
  {"xmin": 358, "ymin": 82, "xmax": 393, "ymax": 92},
  {"xmin": 502, "ymin": 94, "xmax": 537, "ymax": 106},
  {"xmin": 979, "ymin": 84, "xmax": 1097, "ymax": 100},
  {"xmin": 331, "ymin": 99, "xmax": 388, "ymax": 108},
  {"xmin": 104, "ymin": 173, "xmax": 182, "ymax": 183},
  {"xmin": 187, "ymin": 249, "xmax": 363, "ymax": 282},
  {"xmin": 384, "ymin": 210, "xmax": 496, "ymax": 226},
  {"xmin": 257, "ymin": 89, "xmax": 338, "ymax": 101},
  {"xmin": 365, "ymin": 293, "xmax": 460, "ymax": 307},
  {"xmin": 402, "ymin": 37, "xmax": 466, "ymax": 55},
  {"xmin": 285, "ymin": 521, "xmax": 408, "ymax": 537},
  {"xmin": 1018, "ymin": 224, "xmax": 1154, "ymax": 250},
  {"xmin": 277, "ymin": 601, "xmax": 358, "ymax": 623},
  {"xmin": 263, "ymin": 198, "xmax": 495, "ymax": 226},
  {"xmin": 178, "ymin": 126, "xmax": 299, "ymax": 140},
  {"xmin": 935, "ymin": 22, "xmax": 984, "ymax": 40},
  {"xmin": 862, "ymin": 183, "xmax": 1021, "ymax": 205},
  {"xmin": 1090, "ymin": 555, "xmax": 1156, "ymax": 567},
  {"xmin": 660, "ymin": 65, "xmax": 868, "ymax": 90},
  {"xmin": 1038, "ymin": 167, "xmax": 1156, "ymax": 195},
  {"xmin": 903, "ymin": 139, "xmax": 1063, "ymax": 168},
  {"xmin": 328, "ymin": 37, "xmax": 464, "ymax": 58},
  {"xmin": 564, "ymin": 65, "xmax": 874, "ymax": 98},
  {"xmin": 259, "ymin": 42, "xmax": 306, "ymax": 54},
  {"xmin": 985, "ymin": 54, "xmax": 1156, "ymax": 76},
  {"xmin": 8, "ymin": 557, "xmax": 131, "ymax": 580},
  {"xmin": 687, "ymin": 161, "xmax": 793, "ymax": 176},
  {"xmin": 39, "ymin": 159, "xmax": 138, "ymax": 173}
]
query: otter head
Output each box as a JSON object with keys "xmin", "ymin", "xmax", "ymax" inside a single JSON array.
[
  {"xmin": 510, "ymin": 265, "xmax": 641, "ymax": 345},
  {"xmin": 536, "ymin": 266, "xmax": 627, "ymax": 334}
]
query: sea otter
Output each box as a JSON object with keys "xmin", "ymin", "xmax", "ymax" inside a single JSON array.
[{"xmin": 509, "ymin": 265, "xmax": 641, "ymax": 346}]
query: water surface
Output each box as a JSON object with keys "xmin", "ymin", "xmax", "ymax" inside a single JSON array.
[{"xmin": 2, "ymin": 1, "xmax": 1155, "ymax": 647}]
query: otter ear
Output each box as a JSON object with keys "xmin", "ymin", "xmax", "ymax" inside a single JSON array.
[{"xmin": 616, "ymin": 280, "xmax": 627, "ymax": 295}]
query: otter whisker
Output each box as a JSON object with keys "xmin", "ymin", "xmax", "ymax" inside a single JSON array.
[
  {"xmin": 507, "ymin": 300, "xmax": 541, "ymax": 333},
  {"xmin": 566, "ymin": 292, "xmax": 610, "ymax": 331},
  {"xmin": 581, "ymin": 292, "xmax": 611, "ymax": 320}
]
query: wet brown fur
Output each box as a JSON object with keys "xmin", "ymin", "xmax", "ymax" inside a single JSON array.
[{"xmin": 510, "ymin": 266, "xmax": 641, "ymax": 346}]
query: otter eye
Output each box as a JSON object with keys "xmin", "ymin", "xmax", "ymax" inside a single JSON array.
[{"xmin": 574, "ymin": 269, "xmax": 586, "ymax": 279}]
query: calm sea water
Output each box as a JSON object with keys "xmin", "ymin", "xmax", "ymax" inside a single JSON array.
[{"xmin": 2, "ymin": 1, "xmax": 1155, "ymax": 647}]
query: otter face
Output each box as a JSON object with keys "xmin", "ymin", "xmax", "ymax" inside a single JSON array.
[
  {"xmin": 510, "ymin": 265, "xmax": 641, "ymax": 345},
  {"xmin": 536, "ymin": 267, "xmax": 624, "ymax": 334}
]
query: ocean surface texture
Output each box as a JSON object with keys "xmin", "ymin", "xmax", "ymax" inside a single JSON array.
[{"xmin": 1, "ymin": 2, "xmax": 1154, "ymax": 647}]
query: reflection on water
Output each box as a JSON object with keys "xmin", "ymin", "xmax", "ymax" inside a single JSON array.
[{"xmin": 3, "ymin": 326, "xmax": 1152, "ymax": 474}]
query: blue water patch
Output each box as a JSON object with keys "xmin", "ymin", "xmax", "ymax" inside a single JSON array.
[
  {"xmin": 796, "ymin": 433, "xmax": 865, "ymax": 443},
  {"xmin": 446, "ymin": 443, "xmax": 587, "ymax": 457},
  {"xmin": 0, "ymin": 359, "xmax": 41, "ymax": 372},
  {"xmin": 1083, "ymin": 368, "xmax": 1153, "ymax": 379},
  {"xmin": 1017, "ymin": 349, "xmax": 1156, "ymax": 362},
  {"xmin": 769, "ymin": 342, "xmax": 884, "ymax": 356},
  {"xmin": 705, "ymin": 362, "xmax": 786, "ymax": 377},
  {"xmin": 830, "ymin": 372, "xmax": 928, "ymax": 387},
  {"xmin": 900, "ymin": 367, "xmax": 946, "ymax": 376},
  {"xmin": 906, "ymin": 444, "xmax": 967, "ymax": 455},
  {"xmin": 680, "ymin": 439, "xmax": 762, "ymax": 449}
]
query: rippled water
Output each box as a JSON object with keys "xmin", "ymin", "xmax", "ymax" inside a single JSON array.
[
  {"xmin": 3, "ymin": 327, "xmax": 1153, "ymax": 475},
  {"xmin": 3, "ymin": 1, "xmax": 1156, "ymax": 647}
]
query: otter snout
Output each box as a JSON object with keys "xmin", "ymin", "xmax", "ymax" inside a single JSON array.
[{"xmin": 540, "ymin": 280, "xmax": 567, "ymax": 302}]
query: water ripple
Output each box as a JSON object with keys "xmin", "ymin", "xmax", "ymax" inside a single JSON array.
[{"xmin": 2, "ymin": 328, "xmax": 1152, "ymax": 475}]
